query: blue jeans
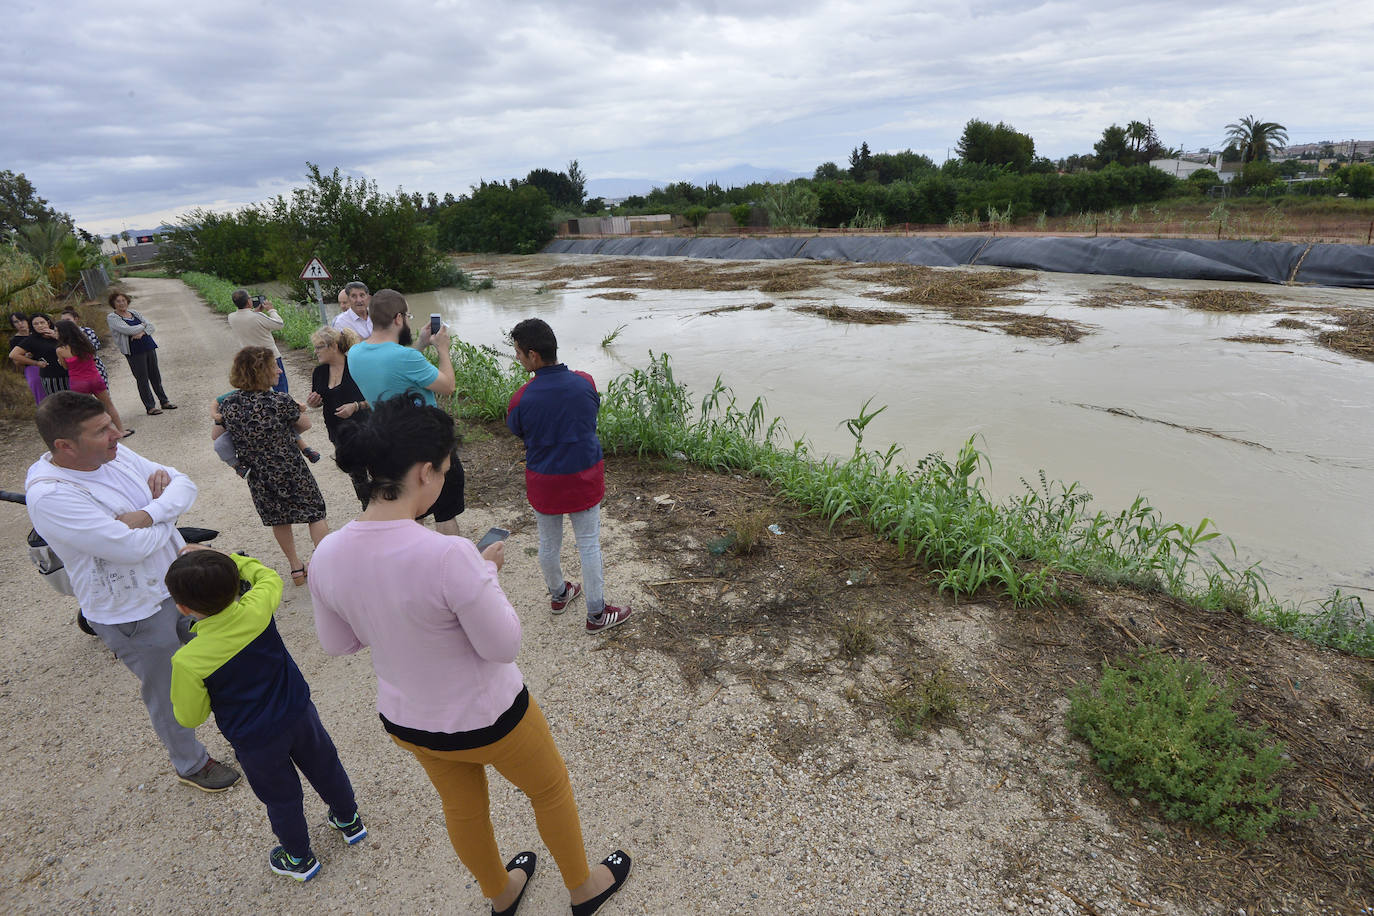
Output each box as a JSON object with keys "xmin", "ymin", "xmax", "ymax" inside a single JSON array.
[
  {"xmin": 535, "ymin": 504, "xmax": 604, "ymax": 617},
  {"xmin": 272, "ymin": 357, "xmax": 289, "ymax": 394}
]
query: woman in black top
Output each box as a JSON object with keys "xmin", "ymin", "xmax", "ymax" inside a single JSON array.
[
  {"xmin": 8, "ymin": 314, "xmax": 70, "ymax": 395},
  {"xmin": 306, "ymin": 326, "xmax": 368, "ymax": 444}
]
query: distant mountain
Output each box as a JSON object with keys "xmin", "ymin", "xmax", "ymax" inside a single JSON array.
[{"xmin": 585, "ymin": 163, "xmax": 807, "ymax": 201}]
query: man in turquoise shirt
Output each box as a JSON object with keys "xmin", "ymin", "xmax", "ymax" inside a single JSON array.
[{"xmin": 345, "ymin": 289, "xmax": 464, "ymax": 533}]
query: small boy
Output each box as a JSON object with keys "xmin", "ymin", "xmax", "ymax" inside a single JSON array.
[{"xmin": 167, "ymin": 546, "xmax": 365, "ymax": 881}]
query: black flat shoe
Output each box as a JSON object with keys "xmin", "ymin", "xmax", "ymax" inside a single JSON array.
[
  {"xmin": 571, "ymin": 850, "xmax": 631, "ymax": 916},
  {"xmin": 161, "ymin": 402, "xmax": 178, "ymax": 409},
  {"xmin": 493, "ymin": 851, "xmax": 536, "ymax": 916}
]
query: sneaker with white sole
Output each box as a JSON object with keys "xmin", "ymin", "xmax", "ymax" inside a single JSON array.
[
  {"xmin": 550, "ymin": 581, "xmax": 582, "ymax": 614},
  {"xmin": 178, "ymin": 757, "xmax": 241, "ymax": 792},
  {"xmin": 586, "ymin": 604, "xmax": 633, "ymax": 633},
  {"xmin": 328, "ymin": 811, "xmax": 368, "ymax": 845},
  {"xmin": 269, "ymin": 846, "xmax": 320, "ymax": 881}
]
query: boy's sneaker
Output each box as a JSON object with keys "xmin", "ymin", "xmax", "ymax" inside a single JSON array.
[
  {"xmin": 269, "ymin": 846, "xmax": 321, "ymax": 881},
  {"xmin": 303, "ymin": 447, "xmax": 322, "ymax": 463},
  {"xmin": 178, "ymin": 757, "xmax": 241, "ymax": 792},
  {"xmin": 586, "ymin": 604, "xmax": 633, "ymax": 633},
  {"xmin": 328, "ymin": 812, "xmax": 368, "ymax": 845},
  {"xmin": 550, "ymin": 581, "xmax": 582, "ymax": 614}
]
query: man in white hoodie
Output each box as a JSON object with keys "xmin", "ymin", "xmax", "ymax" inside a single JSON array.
[{"xmin": 26, "ymin": 391, "xmax": 240, "ymax": 792}]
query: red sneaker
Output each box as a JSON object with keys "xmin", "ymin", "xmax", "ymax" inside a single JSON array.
[
  {"xmin": 551, "ymin": 581, "xmax": 582, "ymax": 614},
  {"xmin": 586, "ymin": 605, "xmax": 633, "ymax": 633}
]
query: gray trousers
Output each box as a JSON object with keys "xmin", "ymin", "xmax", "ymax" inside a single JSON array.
[{"xmin": 89, "ymin": 597, "xmax": 209, "ymax": 777}]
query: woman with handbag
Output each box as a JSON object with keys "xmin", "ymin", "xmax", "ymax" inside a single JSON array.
[{"xmin": 106, "ymin": 290, "xmax": 177, "ymax": 415}]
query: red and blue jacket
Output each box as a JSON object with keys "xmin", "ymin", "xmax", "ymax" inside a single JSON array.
[{"xmin": 507, "ymin": 364, "xmax": 605, "ymax": 515}]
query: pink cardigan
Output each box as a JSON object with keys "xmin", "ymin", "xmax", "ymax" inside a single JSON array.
[{"xmin": 309, "ymin": 519, "xmax": 524, "ymax": 734}]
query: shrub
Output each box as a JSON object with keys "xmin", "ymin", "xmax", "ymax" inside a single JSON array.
[
  {"xmin": 436, "ymin": 182, "xmax": 555, "ymax": 254},
  {"xmin": 163, "ymin": 164, "xmax": 456, "ymax": 296},
  {"xmin": 729, "ymin": 204, "xmax": 752, "ymax": 227},
  {"xmin": 1068, "ymin": 654, "xmax": 1291, "ymax": 842}
]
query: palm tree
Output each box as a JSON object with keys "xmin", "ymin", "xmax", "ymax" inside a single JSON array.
[{"xmin": 1223, "ymin": 116, "xmax": 1289, "ymax": 163}]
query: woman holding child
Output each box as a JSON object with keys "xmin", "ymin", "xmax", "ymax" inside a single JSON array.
[
  {"xmin": 309, "ymin": 397, "xmax": 631, "ymax": 916},
  {"xmin": 217, "ymin": 346, "xmax": 328, "ymax": 586}
]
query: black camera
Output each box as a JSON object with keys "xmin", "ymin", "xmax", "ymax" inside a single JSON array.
[{"xmin": 251, "ymin": 294, "xmax": 267, "ymax": 308}]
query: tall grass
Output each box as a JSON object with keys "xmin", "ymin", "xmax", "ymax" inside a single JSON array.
[
  {"xmin": 181, "ymin": 271, "xmax": 319, "ymax": 351},
  {"xmin": 592, "ymin": 354, "xmax": 1372, "ymax": 656}
]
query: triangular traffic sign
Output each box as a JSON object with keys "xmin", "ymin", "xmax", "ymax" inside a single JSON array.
[{"xmin": 300, "ymin": 257, "xmax": 332, "ymax": 280}]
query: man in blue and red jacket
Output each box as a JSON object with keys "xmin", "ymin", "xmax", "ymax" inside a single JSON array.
[{"xmin": 507, "ymin": 319, "xmax": 633, "ymax": 633}]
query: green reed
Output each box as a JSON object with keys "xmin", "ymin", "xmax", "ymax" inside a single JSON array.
[{"xmin": 593, "ymin": 354, "xmax": 1372, "ymax": 656}]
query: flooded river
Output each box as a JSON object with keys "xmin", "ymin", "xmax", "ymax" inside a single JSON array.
[{"xmin": 408, "ymin": 255, "xmax": 1374, "ymax": 604}]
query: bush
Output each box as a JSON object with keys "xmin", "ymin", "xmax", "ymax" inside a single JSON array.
[
  {"xmin": 1068, "ymin": 654, "xmax": 1291, "ymax": 842},
  {"xmin": 162, "ymin": 164, "xmax": 455, "ymax": 297},
  {"xmin": 729, "ymin": 204, "xmax": 752, "ymax": 227},
  {"xmin": 436, "ymin": 182, "xmax": 555, "ymax": 254}
]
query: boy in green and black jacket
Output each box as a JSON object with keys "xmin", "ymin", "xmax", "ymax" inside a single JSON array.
[{"xmin": 167, "ymin": 546, "xmax": 365, "ymax": 881}]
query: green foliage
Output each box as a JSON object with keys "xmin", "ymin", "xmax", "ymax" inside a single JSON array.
[
  {"xmin": 760, "ymin": 183, "xmax": 819, "ymax": 229},
  {"xmin": 729, "ymin": 204, "xmax": 752, "ymax": 227},
  {"xmin": 1224, "ymin": 116, "xmax": 1289, "ymax": 163},
  {"xmin": 885, "ymin": 667, "xmax": 959, "ymax": 736},
  {"xmin": 436, "ymin": 182, "xmax": 556, "ymax": 254},
  {"xmin": 520, "ymin": 167, "xmax": 582, "ymax": 210},
  {"xmin": 161, "ymin": 206, "xmax": 275, "ymax": 282},
  {"xmin": 1, "ymin": 170, "xmax": 73, "ymax": 237},
  {"xmin": 957, "ymin": 119, "xmax": 1036, "ymax": 171},
  {"xmin": 1188, "ymin": 168, "xmax": 1221, "ymax": 185},
  {"xmin": 0, "ymin": 248, "xmax": 52, "ymax": 310},
  {"xmin": 163, "ymin": 164, "xmax": 455, "ymax": 296},
  {"xmin": 683, "ymin": 205, "xmax": 709, "ymax": 228},
  {"xmin": 1338, "ymin": 163, "xmax": 1374, "ymax": 198},
  {"xmin": 1068, "ymin": 654, "xmax": 1292, "ymax": 842},
  {"xmin": 13, "ymin": 221, "xmax": 71, "ymax": 268},
  {"xmin": 447, "ymin": 339, "xmax": 529, "ymax": 421},
  {"xmin": 1251, "ymin": 590, "xmax": 1373, "ymax": 655},
  {"xmin": 1239, "ymin": 160, "xmax": 1280, "ymax": 189}
]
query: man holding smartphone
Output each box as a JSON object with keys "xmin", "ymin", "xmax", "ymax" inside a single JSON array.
[
  {"xmin": 347, "ymin": 290, "xmax": 463, "ymax": 536},
  {"xmin": 507, "ymin": 318, "xmax": 632, "ymax": 633},
  {"xmin": 228, "ymin": 288, "xmax": 288, "ymax": 394}
]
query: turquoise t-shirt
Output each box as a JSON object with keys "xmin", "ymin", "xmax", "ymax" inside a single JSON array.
[{"xmin": 346, "ymin": 341, "xmax": 440, "ymax": 407}]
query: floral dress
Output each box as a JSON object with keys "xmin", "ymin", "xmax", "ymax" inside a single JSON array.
[{"xmin": 219, "ymin": 389, "xmax": 326, "ymax": 527}]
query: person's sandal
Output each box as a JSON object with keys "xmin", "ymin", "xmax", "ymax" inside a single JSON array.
[
  {"xmin": 161, "ymin": 402, "xmax": 178, "ymax": 409},
  {"xmin": 290, "ymin": 566, "xmax": 307, "ymax": 586},
  {"xmin": 571, "ymin": 850, "xmax": 631, "ymax": 916},
  {"xmin": 146, "ymin": 407, "xmax": 163, "ymax": 415},
  {"xmin": 121, "ymin": 429, "xmax": 135, "ymax": 438},
  {"xmin": 493, "ymin": 851, "xmax": 536, "ymax": 916}
]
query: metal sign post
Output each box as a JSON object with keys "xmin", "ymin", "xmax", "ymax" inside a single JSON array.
[{"xmin": 299, "ymin": 258, "xmax": 333, "ymax": 324}]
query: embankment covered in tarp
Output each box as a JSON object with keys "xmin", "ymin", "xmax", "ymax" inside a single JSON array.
[{"xmin": 543, "ymin": 236, "xmax": 1374, "ymax": 288}]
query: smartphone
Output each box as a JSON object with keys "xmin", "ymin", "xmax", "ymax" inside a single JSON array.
[
  {"xmin": 474, "ymin": 526, "xmax": 509, "ymax": 551},
  {"xmin": 429, "ymin": 313, "xmax": 442, "ymax": 335}
]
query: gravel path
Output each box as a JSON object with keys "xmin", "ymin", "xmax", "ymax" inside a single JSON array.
[{"xmin": 0, "ymin": 279, "xmax": 1199, "ymax": 915}]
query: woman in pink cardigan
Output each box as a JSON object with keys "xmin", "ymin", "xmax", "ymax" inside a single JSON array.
[{"xmin": 308, "ymin": 397, "xmax": 630, "ymax": 916}]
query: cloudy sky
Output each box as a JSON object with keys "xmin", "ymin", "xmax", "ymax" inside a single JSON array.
[{"xmin": 4, "ymin": 0, "xmax": 1371, "ymax": 235}]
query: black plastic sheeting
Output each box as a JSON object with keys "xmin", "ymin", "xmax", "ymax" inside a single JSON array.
[{"xmin": 543, "ymin": 236, "xmax": 1374, "ymax": 288}]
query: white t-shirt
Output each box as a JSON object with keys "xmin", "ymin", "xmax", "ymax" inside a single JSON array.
[{"xmin": 25, "ymin": 447, "xmax": 196, "ymax": 624}]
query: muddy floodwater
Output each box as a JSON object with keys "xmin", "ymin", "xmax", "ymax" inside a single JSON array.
[{"xmin": 409, "ymin": 255, "xmax": 1374, "ymax": 604}]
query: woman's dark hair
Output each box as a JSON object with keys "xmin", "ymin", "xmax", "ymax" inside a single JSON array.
[
  {"xmin": 9, "ymin": 311, "xmax": 28, "ymax": 330},
  {"xmin": 56, "ymin": 320, "xmax": 94, "ymax": 358},
  {"xmin": 335, "ymin": 394, "xmax": 456, "ymax": 503},
  {"xmin": 29, "ymin": 313, "xmax": 54, "ymax": 331},
  {"xmin": 106, "ymin": 289, "xmax": 131, "ymax": 309}
]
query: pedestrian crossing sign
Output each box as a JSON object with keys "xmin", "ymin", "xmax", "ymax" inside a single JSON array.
[{"xmin": 299, "ymin": 257, "xmax": 332, "ymax": 280}]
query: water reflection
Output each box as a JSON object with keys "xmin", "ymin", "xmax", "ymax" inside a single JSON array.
[{"xmin": 405, "ymin": 256, "xmax": 1374, "ymax": 603}]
